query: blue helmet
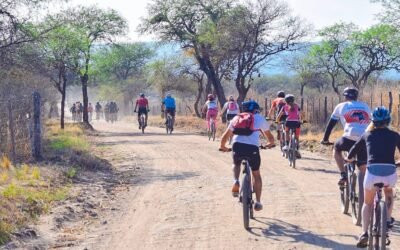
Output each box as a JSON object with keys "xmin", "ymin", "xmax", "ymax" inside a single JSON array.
[
  {"xmin": 242, "ymin": 101, "xmax": 260, "ymax": 113},
  {"xmin": 371, "ymin": 106, "xmax": 391, "ymax": 125}
]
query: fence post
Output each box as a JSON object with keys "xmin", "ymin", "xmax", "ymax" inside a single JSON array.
[
  {"xmin": 389, "ymin": 91, "xmax": 393, "ymax": 113},
  {"xmin": 7, "ymin": 100, "xmax": 16, "ymax": 163},
  {"xmin": 324, "ymin": 96, "xmax": 328, "ymax": 122},
  {"xmin": 300, "ymin": 97, "xmax": 304, "ymax": 110},
  {"xmin": 31, "ymin": 92, "xmax": 42, "ymax": 160},
  {"xmin": 380, "ymin": 93, "xmax": 383, "ymax": 106},
  {"xmin": 264, "ymin": 97, "xmax": 268, "ymax": 117}
]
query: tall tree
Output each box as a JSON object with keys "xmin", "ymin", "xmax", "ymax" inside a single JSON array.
[{"xmin": 65, "ymin": 6, "xmax": 127, "ymax": 125}]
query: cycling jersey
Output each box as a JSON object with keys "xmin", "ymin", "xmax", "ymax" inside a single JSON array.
[
  {"xmin": 205, "ymin": 100, "xmax": 218, "ymax": 110},
  {"xmin": 229, "ymin": 113, "xmax": 270, "ymax": 146},
  {"xmin": 282, "ymin": 104, "xmax": 300, "ymax": 121},
  {"xmin": 162, "ymin": 97, "xmax": 176, "ymax": 109},
  {"xmin": 223, "ymin": 101, "xmax": 239, "ymax": 115},
  {"xmin": 136, "ymin": 97, "xmax": 148, "ymax": 108},
  {"xmin": 348, "ymin": 128, "xmax": 400, "ymax": 165},
  {"xmin": 331, "ymin": 101, "xmax": 371, "ymax": 140},
  {"xmin": 271, "ymin": 97, "xmax": 285, "ymax": 116}
]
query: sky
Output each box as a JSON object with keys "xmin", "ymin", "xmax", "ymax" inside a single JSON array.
[{"xmin": 67, "ymin": 0, "xmax": 383, "ymax": 41}]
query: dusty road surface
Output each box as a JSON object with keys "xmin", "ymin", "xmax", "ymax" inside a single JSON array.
[{"xmin": 74, "ymin": 121, "xmax": 400, "ymax": 250}]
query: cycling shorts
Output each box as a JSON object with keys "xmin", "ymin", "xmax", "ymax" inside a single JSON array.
[
  {"xmin": 335, "ymin": 136, "xmax": 367, "ymax": 166},
  {"xmin": 165, "ymin": 108, "xmax": 176, "ymax": 117},
  {"xmin": 364, "ymin": 164, "xmax": 397, "ymax": 190},
  {"xmin": 226, "ymin": 114, "xmax": 237, "ymax": 122},
  {"xmin": 138, "ymin": 107, "xmax": 147, "ymax": 116},
  {"xmin": 232, "ymin": 142, "xmax": 261, "ymax": 171},
  {"xmin": 285, "ymin": 120, "xmax": 301, "ymax": 129}
]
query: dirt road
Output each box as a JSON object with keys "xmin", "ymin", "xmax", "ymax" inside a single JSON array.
[{"xmin": 74, "ymin": 121, "xmax": 400, "ymax": 250}]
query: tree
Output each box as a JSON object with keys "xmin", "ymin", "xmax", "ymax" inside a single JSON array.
[
  {"xmin": 318, "ymin": 22, "xmax": 400, "ymax": 89},
  {"xmin": 373, "ymin": 0, "xmax": 400, "ymax": 27},
  {"xmin": 141, "ymin": 0, "xmax": 232, "ymax": 108},
  {"xmin": 65, "ymin": 6, "xmax": 127, "ymax": 125},
  {"xmin": 217, "ymin": 0, "xmax": 308, "ymax": 103}
]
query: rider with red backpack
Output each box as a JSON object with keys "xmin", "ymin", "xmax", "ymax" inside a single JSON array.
[
  {"xmin": 219, "ymin": 101, "xmax": 275, "ymax": 211},
  {"xmin": 221, "ymin": 95, "xmax": 240, "ymax": 122}
]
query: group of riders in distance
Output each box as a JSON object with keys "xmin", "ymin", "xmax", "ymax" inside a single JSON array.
[
  {"xmin": 70, "ymin": 101, "xmax": 119, "ymax": 123},
  {"xmin": 215, "ymin": 87, "xmax": 399, "ymax": 249}
]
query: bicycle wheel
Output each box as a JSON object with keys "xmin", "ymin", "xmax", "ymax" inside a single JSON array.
[
  {"xmin": 141, "ymin": 116, "xmax": 145, "ymax": 134},
  {"xmin": 380, "ymin": 201, "xmax": 388, "ymax": 250},
  {"xmin": 340, "ymin": 167, "xmax": 350, "ymax": 214},
  {"xmin": 212, "ymin": 122, "xmax": 216, "ymax": 141},
  {"xmin": 292, "ymin": 135, "xmax": 297, "ymax": 168},
  {"xmin": 351, "ymin": 170, "xmax": 364, "ymax": 226},
  {"xmin": 241, "ymin": 173, "xmax": 251, "ymax": 230}
]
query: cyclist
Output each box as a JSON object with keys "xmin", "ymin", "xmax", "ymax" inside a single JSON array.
[
  {"xmin": 346, "ymin": 107, "xmax": 399, "ymax": 248},
  {"xmin": 134, "ymin": 93, "xmax": 149, "ymax": 129},
  {"xmin": 276, "ymin": 94, "xmax": 302, "ymax": 158},
  {"xmin": 221, "ymin": 95, "xmax": 239, "ymax": 123},
  {"xmin": 162, "ymin": 93, "xmax": 176, "ymax": 131},
  {"xmin": 95, "ymin": 102, "xmax": 102, "ymax": 120},
  {"xmin": 268, "ymin": 91, "xmax": 287, "ymax": 140},
  {"xmin": 321, "ymin": 87, "xmax": 371, "ymax": 185},
  {"xmin": 219, "ymin": 101, "xmax": 275, "ymax": 211},
  {"xmin": 202, "ymin": 94, "xmax": 219, "ymax": 132}
]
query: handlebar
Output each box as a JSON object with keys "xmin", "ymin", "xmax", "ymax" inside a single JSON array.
[{"xmin": 219, "ymin": 144, "xmax": 275, "ymax": 152}]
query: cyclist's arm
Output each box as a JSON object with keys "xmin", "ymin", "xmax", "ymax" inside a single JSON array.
[
  {"xmin": 348, "ymin": 136, "xmax": 366, "ymax": 159},
  {"xmin": 221, "ymin": 103, "xmax": 227, "ymax": 115},
  {"xmin": 322, "ymin": 118, "xmax": 338, "ymax": 141},
  {"xmin": 263, "ymin": 129, "xmax": 275, "ymax": 145},
  {"xmin": 275, "ymin": 109, "xmax": 283, "ymax": 122}
]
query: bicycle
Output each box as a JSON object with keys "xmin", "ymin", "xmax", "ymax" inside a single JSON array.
[
  {"xmin": 219, "ymin": 144, "xmax": 275, "ymax": 230},
  {"xmin": 346, "ymin": 158, "xmax": 365, "ymax": 225},
  {"xmin": 166, "ymin": 112, "xmax": 173, "ymax": 134},
  {"xmin": 286, "ymin": 121, "xmax": 306, "ymax": 168},
  {"xmin": 368, "ymin": 183, "xmax": 389, "ymax": 250},
  {"xmin": 135, "ymin": 111, "xmax": 146, "ymax": 134},
  {"xmin": 208, "ymin": 117, "xmax": 216, "ymax": 141},
  {"xmin": 278, "ymin": 122, "xmax": 287, "ymax": 158}
]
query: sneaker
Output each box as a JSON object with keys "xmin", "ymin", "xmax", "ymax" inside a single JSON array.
[
  {"xmin": 231, "ymin": 181, "xmax": 240, "ymax": 197},
  {"xmin": 338, "ymin": 172, "xmax": 347, "ymax": 186},
  {"xmin": 282, "ymin": 145, "xmax": 288, "ymax": 151},
  {"xmin": 387, "ymin": 217, "xmax": 395, "ymax": 229},
  {"xmin": 296, "ymin": 150, "xmax": 302, "ymax": 159},
  {"xmin": 356, "ymin": 232, "xmax": 368, "ymax": 248},
  {"xmin": 254, "ymin": 202, "xmax": 263, "ymax": 211}
]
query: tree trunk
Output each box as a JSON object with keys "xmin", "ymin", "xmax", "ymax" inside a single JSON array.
[
  {"xmin": 81, "ymin": 73, "xmax": 89, "ymax": 124},
  {"xmin": 194, "ymin": 78, "xmax": 204, "ymax": 118},
  {"xmin": 236, "ymin": 78, "xmax": 251, "ymax": 104},
  {"xmin": 60, "ymin": 73, "xmax": 67, "ymax": 130}
]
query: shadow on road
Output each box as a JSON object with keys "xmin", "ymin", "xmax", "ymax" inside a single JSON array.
[
  {"xmin": 248, "ymin": 217, "xmax": 358, "ymax": 249},
  {"xmin": 299, "ymin": 167, "xmax": 338, "ymax": 175}
]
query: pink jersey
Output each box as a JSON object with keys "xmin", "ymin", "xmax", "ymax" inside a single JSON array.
[
  {"xmin": 283, "ymin": 104, "xmax": 300, "ymax": 121},
  {"xmin": 136, "ymin": 98, "xmax": 148, "ymax": 108}
]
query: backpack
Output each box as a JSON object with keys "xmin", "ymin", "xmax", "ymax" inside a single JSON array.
[
  {"xmin": 231, "ymin": 113, "xmax": 255, "ymax": 136},
  {"xmin": 227, "ymin": 101, "xmax": 238, "ymax": 112}
]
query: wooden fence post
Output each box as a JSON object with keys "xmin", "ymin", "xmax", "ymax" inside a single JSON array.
[
  {"xmin": 380, "ymin": 93, "xmax": 383, "ymax": 106},
  {"xmin": 7, "ymin": 100, "xmax": 16, "ymax": 163},
  {"xmin": 300, "ymin": 97, "xmax": 304, "ymax": 111},
  {"xmin": 389, "ymin": 91, "xmax": 393, "ymax": 113},
  {"xmin": 264, "ymin": 97, "xmax": 268, "ymax": 117},
  {"xmin": 370, "ymin": 94, "xmax": 373, "ymax": 108},
  {"xmin": 324, "ymin": 96, "xmax": 328, "ymax": 122},
  {"xmin": 31, "ymin": 92, "xmax": 42, "ymax": 160}
]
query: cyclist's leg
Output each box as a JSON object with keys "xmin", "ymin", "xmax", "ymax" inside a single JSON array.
[
  {"xmin": 206, "ymin": 111, "xmax": 211, "ymax": 130},
  {"xmin": 334, "ymin": 137, "xmax": 355, "ymax": 180},
  {"xmin": 248, "ymin": 147, "xmax": 261, "ymax": 203},
  {"xmin": 384, "ymin": 172, "xmax": 397, "ymax": 226},
  {"xmin": 231, "ymin": 143, "xmax": 242, "ymax": 194},
  {"xmin": 144, "ymin": 110, "xmax": 148, "ymax": 126},
  {"xmin": 210, "ymin": 110, "xmax": 218, "ymax": 129},
  {"xmin": 171, "ymin": 108, "xmax": 176, "ymax": 127}
]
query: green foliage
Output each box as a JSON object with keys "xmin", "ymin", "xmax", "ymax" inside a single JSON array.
[
  {"xmin": 49, "ymin": 131, "xmax": 89, "ymax": 152},
  {"xmin": 65, "ymin": 167, "xmax": 77, "ymax": 179}
]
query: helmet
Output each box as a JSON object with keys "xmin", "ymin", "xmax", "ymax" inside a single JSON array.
[
  {"xmin": 166, "ymin": 93, "xmax": 171, "ymax": 97},
  {"xmin": 229, "ymin": 95, "xmax": 234, "ymax": 101},
  {"xmin": 343, "ymin": 87, "xmax": 358, "ymax": 99},
  {"xmin": 207, "ymin": 94, "xmax": 214, "ymax": 100},
  {"xmin": 242, "ymin": 101, "xmax": 260, "ymax": 113},
  {"xmin": 285, "ymin": 94, "xmax": 295, "ymax": 104},
  {"xmin": 371, "ymin": 106, "xmax": 391, "ymax": 125},
  {"xmin": 277, "ymin": 91, "xmax": 285, "ymax": 98},
  {"xmin": 140, "ymin": 93, "xmax": 145, "ymax": 97}
]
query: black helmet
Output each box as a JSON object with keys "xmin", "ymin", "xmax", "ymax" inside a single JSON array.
[
  {"xmin": 242, "ymin": 101, "xmax": 260, "ymax": 113},
  {"xmin": 343, "ymin": 87, "xmax": 358, "ymax": 99},
  {"xmin": 284, "ymin": 94, "xmax": 295, "ymax": 104},
  {"xmin": 277, "ymin": 91, "xmax": 285, "ymax": 98}
]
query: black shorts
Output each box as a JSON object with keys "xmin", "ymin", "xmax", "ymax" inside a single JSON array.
[
  {"xmin": 166, "ymin": 108, "xmax": 176, "ymax": 117},
  {"xmin": 226, "ymin": 114, "xmax": 236, "ymax": 122},
  {"xmin": 232, "ymin": 142, "xmax": 261, "ymax": 171},
  {"xmin": 285, "ymin": 120, "xmax": 301, "ymax": 129},
  {"xmin": 334, "ymin": 136, "xmax": 367, "ymax": 166},
  {"xmin": 138, "ymin": 107, "xmax": 147, "ymax": 116}
]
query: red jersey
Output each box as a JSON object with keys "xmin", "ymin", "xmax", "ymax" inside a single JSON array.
[{"xmin": 136, "ymin": 97, "xmax": 148, "ymax": 108}]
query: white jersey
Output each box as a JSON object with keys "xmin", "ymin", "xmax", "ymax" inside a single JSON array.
[
  {"xmin": 223, "ymin": 101, "xmax": 239, "ymax": 115},
  {"xmin": 229, "ymin": 113, "xmax": 270, "ymax": 146},
  {"xmin": 205, "ymin": 100, "xmax": 218, "ymax": 110},
  {"xmin": 331, "ymin": 101, "xmax": 371, "ymax": 140}
]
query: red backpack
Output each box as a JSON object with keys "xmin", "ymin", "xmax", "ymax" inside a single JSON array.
[{"xmin": 232, "ymin": 113, "xmax": 255, "ymax": 135}]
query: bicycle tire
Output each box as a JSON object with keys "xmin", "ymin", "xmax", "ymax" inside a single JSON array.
[
  {"xmin": 380, "ymin": 201, "xmax": 388, "ymax": 250},
  {"xmin": 168, "ymin": 117, "xmax": 173, "ymax": 134},
  {"xmin": 340, "ymin": 167, "xmax": 350, "ymax": 214},
  {"xmin": 292, "ymin": 135, "xmax": 297, "ymax": 168},
  {"xmin": 212, "ymin": 122, "xmax": 216, "ymax": 141},
  {"xmin": 352, "ymin": 170, "xmax": 364, "ymax": 226},
  {"xmin": 242, "ymin": 173, "xmax": 251, "ymax": 230},
  {"xmin": 141, "ymin": 116, "xmax": 145, "ymax": 134}
]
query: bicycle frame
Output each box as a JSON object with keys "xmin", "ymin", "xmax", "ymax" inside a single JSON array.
[{"xmin": 287, "ymin": 127, "xmax": 297, "ymax": 168}]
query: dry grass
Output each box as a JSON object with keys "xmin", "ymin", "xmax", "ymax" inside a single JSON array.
[{"xmin": 0, "ymin": 156, "xmax": 68, "ymax": 244}]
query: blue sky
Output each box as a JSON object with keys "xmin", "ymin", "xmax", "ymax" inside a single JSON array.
[{"xmin": 69, "ymin": 0, "xmax": 383, "ymax": 41}]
